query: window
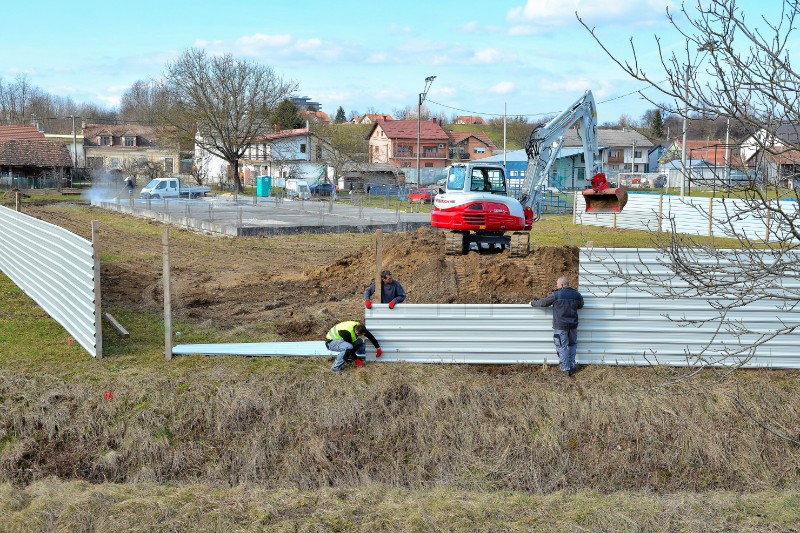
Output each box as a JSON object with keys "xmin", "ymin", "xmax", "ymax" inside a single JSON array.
[
  {"xmin": 87, "ymin": 157, "xmax": 103, "ymax": 168},
  {"xmin": 470, "ymin": 167, "xmax": 505, "ymax": 193},
  {"xmin": 447, "ymin": 165, "xmax": 466, "ymax": 190},
  {"xmin": 164, "ymin": 158, "xmax": 174, "ymax": 173},
  {"xmin": 634, "ymin": 150, "xmax": 642, "ymax": 158},
  {"xmin": 169, "ymin": 180, "xmax": 178, "ymax": 188},
  {"xmin": 425, "ymin": 163, "xmax": 433, "ymax": 167},
  {"xmin": 123, "ymin": 136, "xmax": 135, "ymax": 147},
  {"xmin": 100, "ymin": 135, "xmax": 111, "ymax": 146},
  {"xmin": 111, "ymin": 158, "xmax": 119, "ymax": 169},
  {"xmin": 300, "ymin": 143, "xmax": 307, "ymax": 154},
  {"xmin": 397, "ymin": 145, "xmax": 411, "ymax": 154},
  {"xmin": 423, "ymin": 147, "xmax": 438, "ymax": 154},
  {"xmin": 473, "ymin": 147, "xmax": 486, "ymax": 154}
]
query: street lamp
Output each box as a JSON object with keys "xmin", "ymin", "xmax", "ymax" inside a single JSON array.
[{"xmin": 415, "ymin": 75, "xmax": 436, "ymax": 186}]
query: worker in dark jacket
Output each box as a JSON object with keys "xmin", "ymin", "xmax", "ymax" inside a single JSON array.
[
  {"xmin": 531, "ymin": 276, "xmax": 584, "ymax": 376},
  {"xmin": 326, "ymin": 320, "xmax": 381, "ymax": 372},
  {"xmin": 364, "ymin": 270, "xmax": 406, "ymax": 309}
]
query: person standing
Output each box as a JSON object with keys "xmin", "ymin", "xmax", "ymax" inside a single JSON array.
[
  {"xmin": 125, "ymin": 176, "xmax": 135, "ymax": 198},
  {"xmin": 364, "ymin": 270, "xmax": 406, "ymax": 309},
  {"xmin": 531, "ymin": 276, "xmax": 584, "ymax": 376},
  {"xmin": 326, "ymin": 320, "xmax": 381, "ymax": 372}
]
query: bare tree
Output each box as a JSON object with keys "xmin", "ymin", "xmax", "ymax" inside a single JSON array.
[
  {"xmin": 577, "ymin": 1, "xmax": 800, "ymax": 370},
  {"xmin": 312, "ymin": 122, "xmax": 371, "ymax": 187},
  {"xmin": 163, "ymin": 48, "xmax": 296, "ymax": 192}
]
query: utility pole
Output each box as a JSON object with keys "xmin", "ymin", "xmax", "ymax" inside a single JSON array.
[{"xmin": 415, "ymin": 76, "xmax": 436, "ymax": 186}]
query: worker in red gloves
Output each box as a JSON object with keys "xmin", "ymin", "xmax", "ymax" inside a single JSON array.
[
  {"xmin": 326, "ymin": 320, "xmax": 382, "ymax": 372},
  {"xmin": 364, "ymin": 270, "xmax": 406, "ymax": 309}
]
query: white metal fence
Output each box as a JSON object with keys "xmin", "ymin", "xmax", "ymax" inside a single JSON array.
[
  {"xmin": 0, "ymin": 206, "xmax": 101, "ymax": 357},
  {"xmin": 573, "ymin": 192, "xmax": 800, "ymax": 242},
  {"xmin": 361, "ymin": 248, "xmax": 799, "ymax": 367}
]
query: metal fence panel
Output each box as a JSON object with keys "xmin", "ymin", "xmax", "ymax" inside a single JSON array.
[
  {"xmin": 574, "ymin": 193, "xmax": 800, "ymax": 243},
  {"xmin": 0, "ymin": 206, "xmax": 98, "ymax": 357}
]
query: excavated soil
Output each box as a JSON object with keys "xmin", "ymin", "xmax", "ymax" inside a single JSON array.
[{"xmin": 24, "ymin": 205, "xmax": 578, "ymax": 340}]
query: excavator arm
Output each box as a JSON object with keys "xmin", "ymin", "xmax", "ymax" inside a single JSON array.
[{"xmin": 518, "ymin": 90, "xmax": 627, "ymax": 216}]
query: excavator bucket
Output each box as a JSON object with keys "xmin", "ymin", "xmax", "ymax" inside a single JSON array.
[
  {"xmin": 582, "ymin": 187, "xmax": 629, "ymax": 213},
  {"xmin": 582, "ymin": 172, "xmax": 629, "ymax": 213}
]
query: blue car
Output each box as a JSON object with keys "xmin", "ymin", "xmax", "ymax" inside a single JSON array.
[{"xmin": 310, "ymin": 182, "xmax": 335, "ymax": 196}]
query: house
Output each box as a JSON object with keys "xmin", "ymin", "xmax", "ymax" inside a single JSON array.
[
  {"xmin": 481, "ymin": 145, "xmax": 609, "ymax": 191},
  {"xmin": 659, "ymin": 138, "xmax": 730, "ymax": 168},
  {"xmin": 0, "ymin": 138, "xmax": 73, "ymax": 187},
  {"xmin": 563, "ymin": 128, "xmax": 653, "ymax": 172},
  {"xmin": 0, "ymin": 125, "xmax": 46, "ymax": 141},
  {"xmin": 36, "ymin": 118, "xmax": 85, "ymax": 169},
  {"xmin": 740, "ymin": 123, "xmax": 800, "ymax": 162},
  {"xmin": 302, "ymin": 110, "xmax": 331, "ymax": 123},
  {"xmin": 740, "ymin": 123, "xmax": 800, "ymax": 185},
  {"xmin": 198, "ymin": 127, "xmax": 333, "ymax": 186},
  {"xmin": 359, "ymin": 113, "xmax": 394, "ymax": 125},
  {"xmin": 83, "ymin": 124, "xmax": 180, "ymax": 178},
  {"xmin": 647, "ymin": 142, "xmax": 671, "ymax": 175},
  {"xmin": 367, "ymin": 118, "xmax": 450, "ymax": 171},
  {"xmin": 454, "ymin": 115, "xmax": 486, "ymax": 125},
  {"xmin": 446, "ymin": 131, "xmax": 497, "ymax": 162}
]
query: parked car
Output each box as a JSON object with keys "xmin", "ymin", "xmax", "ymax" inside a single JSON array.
[
  {"xmin": 408, "ymin": 187, "xmax": 439, "ymax": 204},
  {"xmin": 310, "ymin": 182, "xmax": 335, "ymax": 196}
]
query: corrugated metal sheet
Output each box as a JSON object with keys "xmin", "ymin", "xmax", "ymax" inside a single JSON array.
[
  {"xmin": 176, "ymin": 248, "xmax": 800, "ymax": 368},
  {"xmin": 574, "ymin": 193, "xmax": 799, "ymax": 242},
  {"xmin": 579, "ymin": 248, "xmax": 800, "ymax": 367},
  {"xmin": 0, "ymin": 206, "xmax": 98, "ymax": 357},
  {"xmin": 173, "ymin": 341, "xmax": 336, "ymax": 357}
]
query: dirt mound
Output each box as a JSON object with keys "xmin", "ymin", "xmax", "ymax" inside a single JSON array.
[{"xmin": 311, "ymin": 227, "xmax": 579, "ymax": 305}]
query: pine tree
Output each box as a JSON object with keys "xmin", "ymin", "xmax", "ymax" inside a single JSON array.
[{"xmin": 334, "ymin": 106, "xmax": 346, "ymax": 123}]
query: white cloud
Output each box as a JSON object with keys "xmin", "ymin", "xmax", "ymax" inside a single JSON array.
[
  {"xmin": 469, "ymin": 48, "xmax": 504, "ymax": 64},
  {"xmin": 387, "ymin": 23, "xmax": 412, "ymax": 34},
  {"xmin": 490, "ymin": 81, "xmax": 516, "ymax": 94},
  {"xmin": 458, "ymin": 21, "xmax": 479, "ymax": 32},
  {"xmin": 539, "ymin": 77, "xmax": 615, "ymax": 99},
  {"xmin": 506, "ymin": 0, "xmax": 672, "ymax": 26}
]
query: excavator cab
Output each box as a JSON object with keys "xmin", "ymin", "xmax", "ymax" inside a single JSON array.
[{"xmin": 582, "ymin": 173, "xmax": 629, "ymax": 213}]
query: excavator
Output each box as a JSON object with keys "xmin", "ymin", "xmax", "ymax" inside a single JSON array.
[{"xmin": 430, "ymin": 90, "xmax": 628, "ymax": 257}]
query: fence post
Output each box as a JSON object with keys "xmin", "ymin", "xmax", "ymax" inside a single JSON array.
[
  {"xmin": 15, "ymin": 191, "xmax": 21, "ymax": 212},
  {"xmin": 765, "ymin": 202, "xmax": 771, "ymax": 242},
  {"xmin": 658, "ymin": 194, "xmax": 663, "ymax": 233},
  {"xmin": 163, "ymin": 227, "xmax": 172, "ymax": 361},
  {"xmin": 708, "ymin": 196, "xmax": 713, "ymax": 237},
  {"xmin": 92, "ymin": 221, "xmax": 103, "ymax": 359},
  {"xmin": 375, "ymin": 229, "xmax": 383, "ymax": 308}
]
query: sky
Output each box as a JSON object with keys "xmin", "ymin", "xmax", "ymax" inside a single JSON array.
[{"xmin": 1, "ymin": 0, "xmax": 778, "ymax": 126}]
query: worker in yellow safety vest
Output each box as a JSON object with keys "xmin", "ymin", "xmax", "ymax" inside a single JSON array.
[{"xmin": 325, "ymin": 320, "xmax": 381, "ymax": 372}]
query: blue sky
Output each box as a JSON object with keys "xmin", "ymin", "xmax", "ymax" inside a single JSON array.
[{"xmin": 1, "ymin": 0, "xmax": 776, "ymax": 125}]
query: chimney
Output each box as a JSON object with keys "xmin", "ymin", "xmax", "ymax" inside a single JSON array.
[
  {"xmin": 273, "ymin": 123, "xmax": 281, "ymax": 133},
  {"xmin": 430, "ymin": 118, "xmax": 437, "ymax": 123}
]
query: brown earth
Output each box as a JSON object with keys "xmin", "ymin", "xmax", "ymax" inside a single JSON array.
[{"xmin": 24, "ymin": 204, "xmax": 578, "ymax": 340}]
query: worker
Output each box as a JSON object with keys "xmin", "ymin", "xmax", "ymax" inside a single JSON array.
[
  {"xmin": 531, "ymin": 276, "xmax": 584, "ymax": 376},
  {"xmin": 125, "ymin": 176, "xmax": 135, "ymax": 198},
  {"xmin": 364, "ymin": 270, "xmax": 406, "ymax": 309},
  {"xmin": 326, "ymin": 320, "xmax": 381, "ymax": 372}
]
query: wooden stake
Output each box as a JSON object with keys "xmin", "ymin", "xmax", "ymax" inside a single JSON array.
[
  {"xmin": 92, "ymin": 221, "xmax": 103, "ymax": 359},
  {"xmin": 163, "ymin": 227, "xmax": 172, "ymax": 361},
  {"xmin": 658, "ymin": 194, "xmax": 663, "ymax": 233},
  {"xmin": 375, "ymin": 228, "xmax": 383, "ymax": 307},
  {"xmin": 708, "ymin": 196, "xmax": 714, "ymax": 237},
  {"xmin": 15, "ymin": 191, "xmax": 21, "ymax": 212}
]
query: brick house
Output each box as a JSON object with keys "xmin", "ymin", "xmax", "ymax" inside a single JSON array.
[
  {"xmin": 83, "ymin": 124, "xmax": 180, "ymax": 178},
  {"xmin": 446, "ymin": 131, "xmax": 497, "ymax": 162},
  {"xmin": 367, "ymin": 119, "xmax": 450, "ymax": 169},
  {"xmin": 359, "ymin": 113, "xmax": 394, "ymax": 125}
]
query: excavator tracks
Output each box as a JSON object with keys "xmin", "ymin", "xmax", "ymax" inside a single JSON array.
[
  {"xmin": 508, "ymin": 232, "xmax": 530, "ymax": 258},
  {"xmin": 445, "ymin": 232, "xmax": 469, "ymax": 256}
]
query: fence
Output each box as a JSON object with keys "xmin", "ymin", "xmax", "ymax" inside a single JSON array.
[
  {"xmin": 0, "ymin": 205, "xmax": 101, "ymax": 357},
  {"xmin": 573, "ymin": 192, "xmax": 800, "ymax": 243}
]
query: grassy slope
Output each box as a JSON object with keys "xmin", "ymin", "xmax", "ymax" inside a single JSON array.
[{"xmin": 0, "ymin": 199, "xmax": 796, "ymax": 530}]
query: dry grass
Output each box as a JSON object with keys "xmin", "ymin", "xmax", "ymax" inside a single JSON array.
[
  {"xmin": 0, "ymin": 479, "xmax": 798, "ymax": 532},
  {"xmin": 1, "ymin": 362, "xmax": 800, "ymax": 496}
]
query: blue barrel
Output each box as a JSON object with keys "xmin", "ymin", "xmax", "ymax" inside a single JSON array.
[{"xmin": 256, "ymin": 175, "xmax": 272, "ymax": 197}]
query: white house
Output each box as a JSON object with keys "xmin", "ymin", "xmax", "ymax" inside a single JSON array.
[{"xmin": 195, "ymin": 127, "xmax": 334, "ymax": 187}]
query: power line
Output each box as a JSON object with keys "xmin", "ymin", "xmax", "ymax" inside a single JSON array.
[{"xmin": 426, "ymin": 79, "xmax": 672, "ymax": 119}]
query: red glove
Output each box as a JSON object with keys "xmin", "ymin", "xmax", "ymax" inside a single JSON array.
[
  {"xmin": 388, "ymin": 300, "xmax": 396, "ymax": 309},
  {"xmin": 376, "ymin": 348, "xmax": 382, "ymax": 357},
  {"xmin": 354, "ymin": 359, "xmax": 363, "ymax": 368},
  {"xmin": 365, "ymin": 300, "xmax": 372, "ymax": 309}
]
